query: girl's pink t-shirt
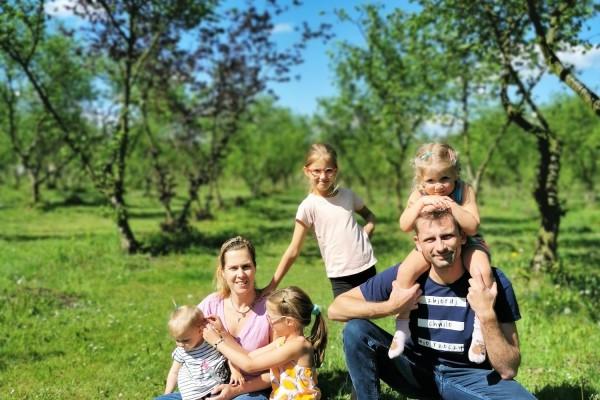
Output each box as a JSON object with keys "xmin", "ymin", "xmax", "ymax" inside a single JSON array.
[{"xmin": 199, "ymin": 293, "xmax": 270, "ymax": 379}]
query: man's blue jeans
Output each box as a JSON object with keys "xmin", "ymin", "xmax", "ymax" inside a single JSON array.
[{"xmin": 343, "ymin": 319, "xmax": 537, "ymax": 400}]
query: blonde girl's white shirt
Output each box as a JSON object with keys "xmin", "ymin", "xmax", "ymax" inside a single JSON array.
[{"xmin": 296, "ymin": 188, "xmax": 377, "ymax": 278}]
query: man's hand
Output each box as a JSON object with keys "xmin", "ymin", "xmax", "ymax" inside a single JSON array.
[
  {"xmin": 328, "ymin": 280, "xmax": 421, "ymax": 322},
  {"xmin": 467, "ymin": 266, "xmax": 522, "ymax": 379},
  {"xmin": 388, "ymin": 281, "xmax": 422, "ymax": 315},
  {"xmin": 467, "ymin": 266, "xmax": 497, "ymax": 320}
]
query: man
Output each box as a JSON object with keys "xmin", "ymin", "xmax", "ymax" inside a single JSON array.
[{"xmin": 328, "ymin": 210, "xmax": 536, "ymax": 400}]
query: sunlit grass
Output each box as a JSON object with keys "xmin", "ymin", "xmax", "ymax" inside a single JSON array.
[{"xmin": 0, "ymin": 183, "xmax": 598, "ymax": 399}]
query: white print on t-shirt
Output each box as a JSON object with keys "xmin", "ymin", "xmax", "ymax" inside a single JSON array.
[
  {"xmin": 423, "ymin": 295, "xmax": 467, "ymax": 307},
  {"xmin": 418, "ymin": 338, "xmax": 465, "ymax": 352},
  {"xmin": 418, "ymin": 318, "xmax": 464, "ymax": 331}
]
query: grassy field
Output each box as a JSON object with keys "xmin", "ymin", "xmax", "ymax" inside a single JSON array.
[{"xmin": 0, "ymin": 183, "xmax": 598, "ymax": 399}]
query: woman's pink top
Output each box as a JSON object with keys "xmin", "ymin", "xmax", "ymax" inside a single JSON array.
[{"xmin": 199, "ymin": 293, "xmax": 270, "ymax": 379}]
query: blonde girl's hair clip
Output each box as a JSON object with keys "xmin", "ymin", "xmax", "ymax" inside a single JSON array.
[{"xmin": 420, "ymin": 151, "xmax": 433, "ymax": 160}]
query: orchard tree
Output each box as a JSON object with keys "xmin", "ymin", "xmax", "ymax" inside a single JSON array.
[
  {"xmin": 413, "ymin": 0, "xmax": 599, "ymax": 272},
  {"xmin": 0, "ymin": 0, "xmax": 329, "ymax": 250},
  {"xmin": 456, "ymin": 108, "xmax": 538, "ymax": 199},
  {"xmin": 546, "ymin": 95, "xmax": 600, "ymax": 203},
  {"xmin": 314, "ymin": 96, "xmax": 385, "ymax": 205},
  {"xmin": 136, "ymin": 1, "xmax": 331, "ymax": 230},
  {"xmin": 0, "ymin": 0, "xmax": 213, "ymax": 251},
  {"xmin": 326, "ymin": 4, "xmax": 447, "ymax": 209},
  {"xmin": 0, "ymin": 37, "xmax": 87, "ymax": 204},
  {"xmin": 525, "ymin": 0, "xmax": 600, "ymax": 115},
  {"xmin": 66, "ymin": 0, "xmax": 222, "ymax": 250},
  {"xmin": 403, "ymin": 3, "xmax": 551, "ymax": 198},
  {"xmin": 226, "ymin": 98, "xmax": 309, "ymax": 198}
]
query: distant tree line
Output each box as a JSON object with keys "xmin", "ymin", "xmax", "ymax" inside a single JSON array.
[
  {"xmin": 314, "ymin": 1, "xmax": 600, "ymax": 273},
  {"xmin": 1, "ymin": 0, "xmax": 599, "ymax": 273},
  {"xmin": 0, "ymin": 0, "xmax": 331, "ymax": 252}
]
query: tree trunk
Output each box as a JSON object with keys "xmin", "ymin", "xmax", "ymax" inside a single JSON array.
[
  {"xmin": 470, "ymin": 119, "xmax": 511, "ymax": 195},
  {"xmin": 392, "ymin": 162, "xmax": 404, "ymax": 212},
  {"xmin": 213, "ymin": 179, "xmax": 225, "ymax": 209},
  {"xmin": 530, "ymin": 137, "xmax": 563, "ymax": 272},
  {"xmin": 13, "ymin": 166, "xmax": 22, "ymax": 189},
  {"xmin": 29, "ymin": 172, "xmax": 41, "ymax": 204},
  {"xmin": 495, "ymin": 53, "xmax": 564, "ymax": 273},
  {"xmin": 109, "ymin": 193, "xmax": 139, "ymax": 253}
]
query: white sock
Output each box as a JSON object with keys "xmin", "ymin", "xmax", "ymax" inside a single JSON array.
[
  {"xmin": 468, "ymin": 316, "xmax": 486, "ymax": 363},
  {"xmin": 388, "ymin": 318, "xmax": 410, "ymax": 359}
]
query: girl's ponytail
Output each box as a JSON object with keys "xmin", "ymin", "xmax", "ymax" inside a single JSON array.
[{"xmin": 307, "ymin": 306, "xmax": 328, "ymax": 367}]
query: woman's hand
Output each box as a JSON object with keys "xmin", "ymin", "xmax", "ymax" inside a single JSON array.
[
  {"xmin": 205, "ymin": 315, "xmax": 225, "ymax": 333},
  {"xmin": 203, "ymin": 323, "xmax": 223, "ymax": 345}
]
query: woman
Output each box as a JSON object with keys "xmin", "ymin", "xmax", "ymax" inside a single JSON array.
[{"xmin": 156, "ymin": 236, "xmax": 271, "ymax": 400}]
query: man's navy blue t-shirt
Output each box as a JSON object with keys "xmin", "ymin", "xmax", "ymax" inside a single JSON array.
[{"xmin": 359, "ymin": 264, "xmax": 521, "ymax": 368}]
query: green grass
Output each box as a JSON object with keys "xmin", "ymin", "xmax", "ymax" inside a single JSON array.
[{"xmin": 0, "ymin": 184, "xmax": 598, "ymax": 399}]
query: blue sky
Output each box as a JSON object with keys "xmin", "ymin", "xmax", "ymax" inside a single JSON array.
[
  {"xmin": 268, "ymin": 1, "xmax": 415, "ymax": 115},
  {"xmin": 266, "ymin": 1, "xmax": 600, "ymax": 116},
  {"xmin": 45, "ymin": 0, "xmax": 600, "ymax": 116}
]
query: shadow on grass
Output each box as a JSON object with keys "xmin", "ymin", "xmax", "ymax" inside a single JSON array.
[
  {"xmin": 138, "ymin": 194, "xmax": 327, "ymax": 258},
  {"xmin": 140, "ymin": 224, "xmax": 304, "ymax": 257},
  {"xmin": 129, "ymin": 210, "xmax": 171, "ymax": 220},
  {"xmin": 560, "ymin": 237, "xmax": 600, "ymax": 249},
  {"xmin": 534, "ymin": 383, "xmax": 598, "ymax": 400},
  {"xmin": 483, "ymin": 215, "xmax": 540, "ymax": 225},
  {"xmin": 318, "ymin": 368, "xmax": 352, "ymax": 399},
  {"xmin": 39, "ymin": 192, "xmax": 106, "ymax": 210},
  {"xmin": 0, "ymin": 233, "xmax": 78, "ymax": 242},
  {"xmin": 245, "ymin": 200, "xmax": 298, "ymax": 223},
  {"xmin": 142, "ymin": 229, "xmax": 230, "ymax": 256},
  {"xmin": 0, "ymin": 348, "xmax": 66, "ymax": 373},
  {"xmin": 318, "ymin": 368, "xmax": 410, "ymax": 400}
]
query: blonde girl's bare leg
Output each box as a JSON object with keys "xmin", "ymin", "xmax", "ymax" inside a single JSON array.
[
  {"xmin": 463, "ymin": 247, "xmax": 493, "ymax": 364},
  {"xmin": 389, "ymin": 249, "xmax": 429, "ymax": 359}
]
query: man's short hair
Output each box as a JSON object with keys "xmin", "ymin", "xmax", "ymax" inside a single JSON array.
[{"xmin": 414, "ymin": 209, "xmax": 461, "ymax": 235}]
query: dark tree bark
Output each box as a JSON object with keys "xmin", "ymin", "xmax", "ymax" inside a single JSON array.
[
  {"xmin": 484, "ymin": 4, "xmax": 565, "ymax": 272},
  {"xmin": 526, "ymin": 0, "xmax": 600, "ymax": 117}
]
